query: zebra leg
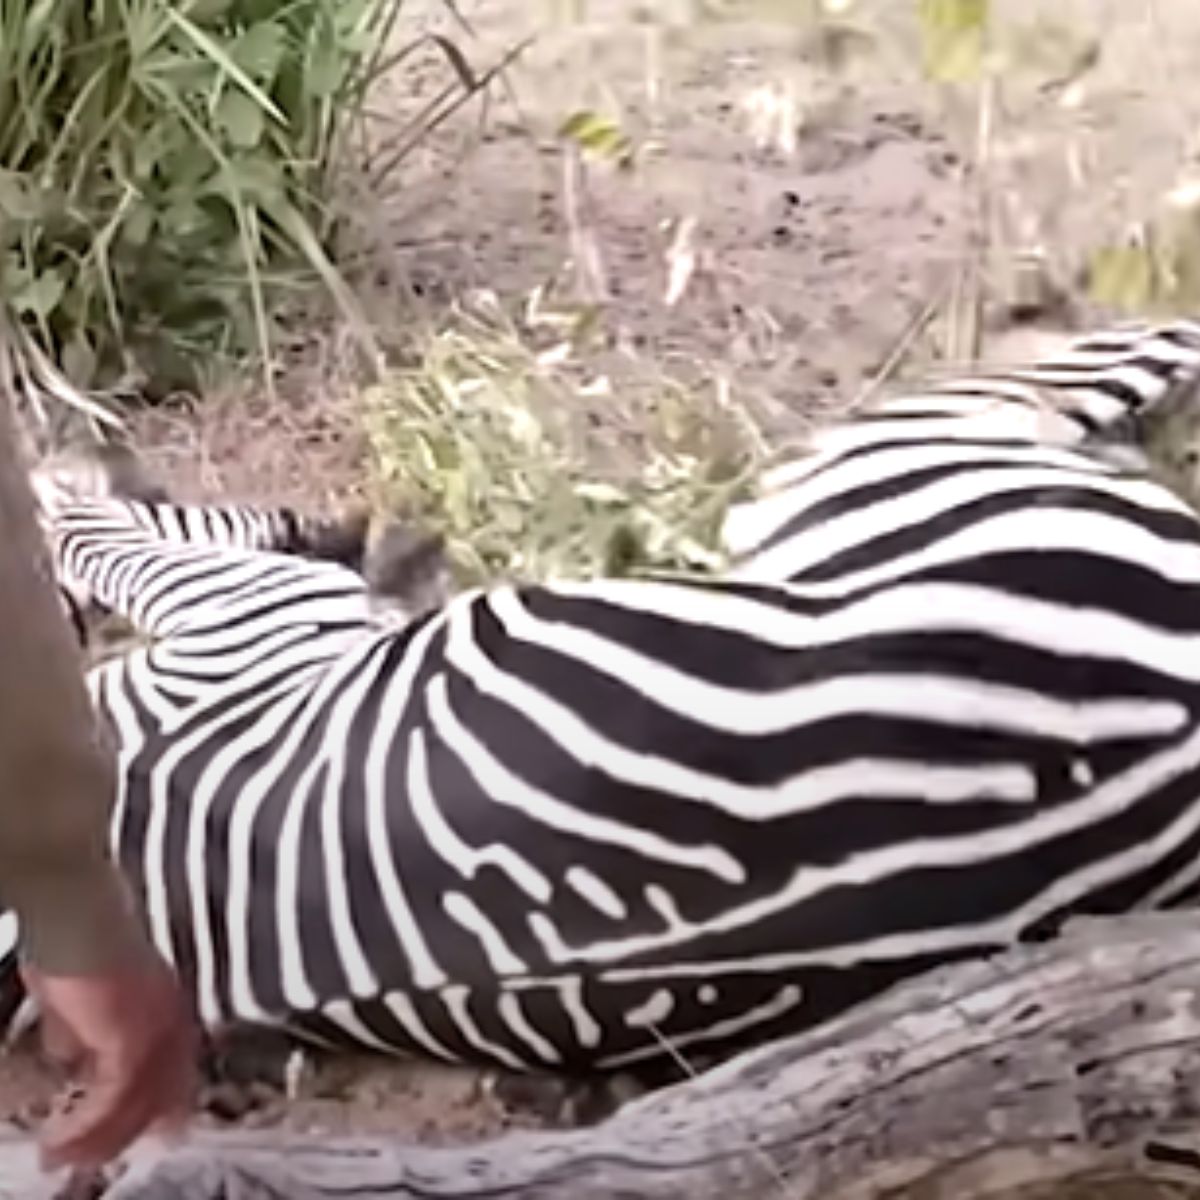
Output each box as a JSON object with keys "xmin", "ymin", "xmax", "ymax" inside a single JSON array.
[
  {"xmin": 43, "ymin": 496, "xmax": 378, "ymax": 651},
  {"xmin": 34, "ymin": 443, "xmax": 451, "ymax": 612},
  {"xmin": 722, "ymin": 318, "xmax": 1200, "ymax": 573},
  {"xmin": 925, "ymin": 318, "xmax": 1200, "ymax": 445},
  {"xmin": 32, "ymin": 452, "xmax": 368, "ymax": 567}
]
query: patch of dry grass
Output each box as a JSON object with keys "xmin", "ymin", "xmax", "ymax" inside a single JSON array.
[
  {"xmin": 123, "ymin": 341, "xmax": 371, "ymax": 518},
  {"xmin": 360, "ymin": 288, "xmax": 768, "ymax": 586}
]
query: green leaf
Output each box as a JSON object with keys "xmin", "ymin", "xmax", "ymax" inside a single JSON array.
[
  {"xmin": 919, "ymin": 0, "xmax": 989, "ymax": 82},
  {"xmin": 216, "ymin": 89, "xmax": 266, "ymax": 148},
  {"xmin": 2, "ymin": 255, "xmax": 33, "ymax": 295},
  {"xmin": 121, "ymin": 201, "xmax": 156, "ymax": 247},
  {"xmin": 558, "ymin": 110, "xmax": 635, "ymax": 165},
  {"xmin": 154, "ymin": 133, "xmax": 215, "ymax": 191},
  {"xmin": 61, "ymin": 332, "xmax": 97, "ymax": 388},
  {"xmin": 160, "ymin": 199, "xmax": 210, "ymax": 241},
  {"xmin": 143, "ymin": 50, "xmax": 217, "ymax": 97},
  {"xmin": 11, "ymin": 268, "xmax": 64, "ymax": 319},
  {"xmin": 131, "ymin": 123, "xmax": 168, "ymax": 181},
  {"xmin": 231, "ymin": 21, "xmax": 285, "ymax": 83},
  {"xmin": 164, "ymin": 8, "xmax": 288, "ymax": 126},
  {"xmin": 184, "ymin": 0, "xmax": 235, "ymax": 23},
  {"xmin": 0, "ymin": 171, "xmax": 38, "ymax": 222},
  {"xmin": 217, "ymin": 157, "xmax": 285, "ymax": 204},
  {"xmin": 305, "ymin": 35, "xmax": 345, "ymax": 99}
]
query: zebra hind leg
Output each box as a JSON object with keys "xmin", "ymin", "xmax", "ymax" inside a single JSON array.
[
  {"xmin": 37, "ymin": 440, "xmax": 453, "ymax": 614},
  {"xmin": 28, "ymin": 440, "xmax": 168, "ymax": 646}
]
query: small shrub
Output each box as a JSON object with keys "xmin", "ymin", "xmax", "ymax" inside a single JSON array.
[
  {"xmin": 0, "ymin": 0, "xmax": 400, "ymax": 404},
  {"xmin": 361, "ymin": 292, "xmax": 767, "ymax": 586}
]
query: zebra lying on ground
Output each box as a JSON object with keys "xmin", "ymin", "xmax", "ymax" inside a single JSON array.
[{"xmin": 13, "ymin": 317, "xmax": 1200, "ymax": 1080}]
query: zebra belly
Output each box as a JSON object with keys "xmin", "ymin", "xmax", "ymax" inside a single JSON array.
[{"xmin": 108, "ymin": 709, "xmax": 1200, "ymax": 1072}]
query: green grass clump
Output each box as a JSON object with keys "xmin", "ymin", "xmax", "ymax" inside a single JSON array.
[
  {"xmin": 0, "ymin": 0, "xmax": 401, "ymax": 404},
  {"xmin": 362, "ymin": 294, "xmax": 767, "ymax": 587}
]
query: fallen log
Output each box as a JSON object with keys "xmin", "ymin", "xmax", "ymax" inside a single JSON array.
[{"xmin": 13, "ymin": 911, "xmax": 1200, "ymax": 1199}]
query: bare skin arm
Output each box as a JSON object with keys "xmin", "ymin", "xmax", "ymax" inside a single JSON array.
[{"xmin": 0, "ymin": 386, "xmax": 194, "ymax": 1169}]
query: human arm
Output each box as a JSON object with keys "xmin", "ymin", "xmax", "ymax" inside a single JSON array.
[{"xmin": 0, "ymin": 391, "xmax": 194, "ymax": 1168}]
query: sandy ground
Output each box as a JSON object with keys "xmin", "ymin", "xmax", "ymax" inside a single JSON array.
[
  {"xmin": 12, "ymin": 0, "xmax": 1200, "ymax": 1159},
  {"xmin": 131, "ymin": 0, "xmax": 1200, "ymax": 508}
]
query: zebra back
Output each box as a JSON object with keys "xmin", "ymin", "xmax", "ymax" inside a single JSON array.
[{"xmin": 722, "ymin": 318, "xmax": 1200, "ymax": 578}]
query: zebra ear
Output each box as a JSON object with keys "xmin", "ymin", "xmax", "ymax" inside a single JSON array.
[
  {"xmin": 363, "ymin": 520, "xmax": 452, "ymax": 614},
  {"xmin": 292, "ymin": 508, "xmax": 452, "ymax": 613}
]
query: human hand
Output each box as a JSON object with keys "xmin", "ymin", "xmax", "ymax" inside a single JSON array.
[{"xmin": 21, "ymin": 956, "xmax": 196, "ymax": 1171}]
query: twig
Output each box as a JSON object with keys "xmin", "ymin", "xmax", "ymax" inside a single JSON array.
[
  {"xmin": 437, "ymin": 0, "xmax": 538, "ymax": 139},
  {"xmin": 850, "ymin": 281, "xmax": 949, "ymax": 410},
  {"xmin": 368, "ymin": 38, "xmax": 533, "ymax": 189},
  {"xmin": 648, "ymin": 1023, "xmax": 801, "ymax": 1200},
  {"xmin": 561, "ymin": 148, "xmax": 611, "ymax": 304}
]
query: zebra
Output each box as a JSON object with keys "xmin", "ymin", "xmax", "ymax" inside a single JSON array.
[
  {"xmin": 32, "ymin": 442, "xmax": 452, "ymax": 645},
  {"xmin": 15, "ymin": 315, "xmax": 1200, "ymax": 1079}
]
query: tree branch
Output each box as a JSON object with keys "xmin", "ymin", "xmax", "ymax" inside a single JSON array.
[{"xmin": 11, "ymin": 912, "xmax": 1200, "ymax": 1199}]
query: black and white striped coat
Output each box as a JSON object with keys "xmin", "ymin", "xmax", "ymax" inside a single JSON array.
[{"xmin": 18, "ymin": 318, "xmax": 1200, "ymax": 1074}]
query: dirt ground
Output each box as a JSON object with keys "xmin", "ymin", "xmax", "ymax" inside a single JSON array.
[
  {"xmin": 10, "ymin": 0, "xmax": 1200, "ymax": 1161},
  {"xmin": 127, "ymin": 0, "xmax": 1200, "ymax": 505}
]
